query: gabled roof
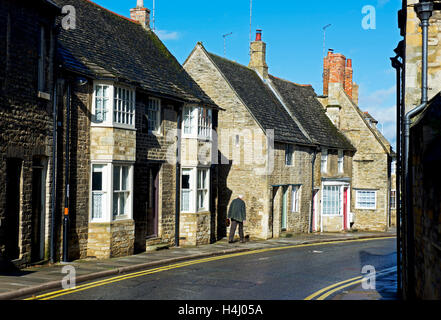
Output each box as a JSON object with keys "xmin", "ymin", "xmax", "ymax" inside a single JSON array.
[
  {"xmin": 54, "ymin": 0, "xmax": 215, "ymax": 106},
  {"xmin": 269, "ymin": 76, "xmax": 355, "ymax": 151},
  {"xmin": 206, "ymin": 52, "xmax": 312, "ymax": 146}
]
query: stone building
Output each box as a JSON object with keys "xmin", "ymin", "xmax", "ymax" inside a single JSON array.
[
  {"xmin": 52, "ymin": 0, "xmax": 219, "ymax": 260},
  {"xmin": 0, "ymin": 0, "xmax": 60, "ymax": 268},
  {"xmin": 395, "ymin": 0, "xmax": 441, "ymax": 300},
  {"xmin": 318, "ymin": 50, "xmax": 394, "ymax": 232},
  {"xmin": 184, "ymin": 31, "xmax": 354, "ymax": 238}
]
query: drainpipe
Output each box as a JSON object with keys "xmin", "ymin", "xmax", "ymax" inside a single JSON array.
[
  {"xmin": 310, "ymin": 149, "xmax": 317, "ymax": 233},
  {"xmin": 50, "ymin": 81, "xmax": 58, "ymax": 264},
  {"xmin": 175, "ymin": 110, "xmax": 182, "ymax": 247},
  {"xmin": 403, "ymin": 0, "xmax": 433, "ymax": 300},
  {"xmin": 391, "ymin": 54, "xmax": 403, "ymax": 297},
  {"xmin": 62, "ymin": 83, "xmax": 71, "ymax": 262}
]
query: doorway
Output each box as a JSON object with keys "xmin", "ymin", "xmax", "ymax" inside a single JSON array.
[
  {"xmin": 146, "ymin": 166, "xmax": 160, "ymax": 238},
  {"xmin": 4, "ymin": 159, "xmax": 22, "ymax": 260},
  {"xmin": 31, "ymin": 157, "xmax": 47, "ymax": 262}
]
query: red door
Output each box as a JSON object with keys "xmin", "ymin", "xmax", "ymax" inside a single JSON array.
[{"xmin": 343, "ymin": 187, "xmax": 348, "ymax": 231}]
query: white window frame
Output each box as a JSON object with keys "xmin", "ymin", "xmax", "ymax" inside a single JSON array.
[
  {"xmin": 112, "ymin": 165, "xmax": 133, "ymax": 219},
  {"xmin": 291, "ymin": 185, "xmax": 300, "ymax": 213},
  {"xmin": 147, "ymin": 97, "xmax": 161, "ymax": 135},
  {"xmin": 197, "ymin": 168, "xmax": 210, "ymax": 211},
  {"xmin": 91, "ymin": 164, "xmax": 109, "ymax": 223},
  {"xmin": 321, "ymin": 184, "xmax": 343, "ymax": 216},
  {"xmin": 338, "ymin": 150, "xmax": 344, "ymax": 173},
  {"xmin": 182, "ymin": 106, "xmax": 212, "ymax": 141},
  {"xmin": 321, "ymin": 148, "xmax": 328, "ymax": 173},
  {"xmin": 355, "ymin": 190, "xmax": 377, "ymax": 210},
  {"xmin": 91, "ymin": 81, "xmax": 136, "ymax": 129},
  {"xmin": 181, "ymin": 167, "xmax": 210, "ymax": 213},
  {"xmin": 114, "ymin": 86, "xmax": 136, "ymax": 127},
  {"xmin": 89, "ymin": 161, "xmax": 134, "ymax": 223}
]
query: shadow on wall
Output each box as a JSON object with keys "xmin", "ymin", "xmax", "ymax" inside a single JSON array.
[{"xmin": 217, "ymin": 152, "xmax": 232, "ymax": 241}]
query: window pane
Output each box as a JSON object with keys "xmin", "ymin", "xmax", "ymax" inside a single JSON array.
[
  {"xmin": 92, "ymin": 172, "xmax": 103, "ymax": 191},
  {"xmin": 181, "ymin": 190, "xmax": 190, "ymax": 211},
  {"xmin": 113, "ymin": 194, "xmax": 118, "ymax": 216},
  {"xmin": 113, "ymin": 166, "xmax": 120, "ymax": 191},
  {"xmin": 182, "ymin": 172, "xmax": 190, "ymax": 189},
  {"xmin": 92, "ymin": 193, "xmax": 103, "ymax": 219},
  {"xmin": 122, "ymin": 167, "xmax": 129, "ymax": 190}
]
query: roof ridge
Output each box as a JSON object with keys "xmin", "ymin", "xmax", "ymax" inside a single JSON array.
[
  {"xmin": 83, "ymin": 0, "xmax": 140, "ymax": 24},
  {"xmin": 270, "ymin": 75, "xmax": 312, "ymax": 88},
  {"xmin": 207, "ymin": 51, "xmax": 251, "ymax": 70}
]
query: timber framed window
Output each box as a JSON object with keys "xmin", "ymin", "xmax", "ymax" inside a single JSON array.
[
  {"xmin": 291, "ymin": 185, "xmax": 300, "ymax": 213},
  {"xmin": 147, "ymin": 97, "xmax": 161, "ymax": 134},
  {"xmin": 197, "ymin": 168, "xmax": 209, "ymax": 211},
  {"xmin": 322, "ymin": 185, "xmax": 342, "ymax": 215},
  {"xmin": 113, "ymin": 166, "xmax": 131, "ymax": 218},
  {"xmin": 321, "ymin": 149, "xmax": 328, "ymax": 173},
  {"xmin": 182, "ymin": 106, "xmax": 212, "ymax": 140},
  {"xmin": 338, "ymin": 150, "xmax": 344, "ymax": 173},
  {"xmin": 181, "ymin": 167, "xmax": 210, "ymax": 213}
]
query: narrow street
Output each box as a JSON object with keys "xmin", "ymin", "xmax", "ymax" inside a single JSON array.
[{"xmin": 28, "ymin": 238, "xmax": 396, "ymax": 300}]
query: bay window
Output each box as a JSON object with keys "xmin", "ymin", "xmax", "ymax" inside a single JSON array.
[
  {"xmin": 92, "ymin": 82, "xmax": 135, "ymax": 127},
  {"xmin": 90, "ymin": 163, "xmax": 133, "ymax": 222},
  {"xmin": 182, "ymin": 106, "xmax": 212, "ymax": 140},
  {"xmin": 181, "ymin": 167, "xmax": 210, "ymax": 213}
]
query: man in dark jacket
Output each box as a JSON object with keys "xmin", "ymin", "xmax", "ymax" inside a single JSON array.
[{"xmin": 227, "ymin": 195, "xmax": 246, "ymax": 243}]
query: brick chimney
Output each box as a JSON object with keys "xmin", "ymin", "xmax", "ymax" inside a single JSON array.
[
  {"xmin": 323, "ymin": 50, "xmax": 356, "ymax": 103},
  {"xmin": 249, "ymin": 30, "xmax": 268, "ymax": 79},
  {"xmin": 130, "ymin": 0, "xmax": 150, "ymax": 30}
]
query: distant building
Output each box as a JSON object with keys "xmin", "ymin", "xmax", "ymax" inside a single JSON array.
[
  {"xmin": 184, "ymin": 31, "xmax": 355, "ymax": 238},
  {"xmin": 318, "ymin": 50, "xmax": 394, "ymax": 232}
]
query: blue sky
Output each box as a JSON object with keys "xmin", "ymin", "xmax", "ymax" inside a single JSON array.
[{"xmin": 94, "ymin": 0, "xmax": 402, "ymax": 149}]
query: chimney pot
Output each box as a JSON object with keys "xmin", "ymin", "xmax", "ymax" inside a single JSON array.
[
  {"xmin": 131, "ymin": 0, "xmax": 150, "ymax": 30},
  {"xmin": 255, "ymin": 29, "xmax": 262, "ymax": 41}
]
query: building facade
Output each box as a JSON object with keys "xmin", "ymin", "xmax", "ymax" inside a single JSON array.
[
  {"xmin": 184, "ymin": 32, "xmax": 355, "ymax": 238},
  {"xmin": 0, "ymin": 0, "xmax": 60, "ymax": 268},
  {"xmin": 318, "ymin": 50, "xmax": 394, "ymax": 232}
]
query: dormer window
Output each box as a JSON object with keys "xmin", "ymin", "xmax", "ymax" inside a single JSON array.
[{"xmin": 92, "ymin": 82, "xmax": 136, "ymax": 128}]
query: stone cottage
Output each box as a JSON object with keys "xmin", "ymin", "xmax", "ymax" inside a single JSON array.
[
  {"xmin": 318, "ymin": 50, "xmax": 394, "ymax": 232},
  {"xmin": 184, "ymin": 31, "xmax": 354, "ymax": 238},
  {"xmin": 53, "ymin": 0, "xmax": 220, "ymax": 261},
  {"xmin": 0, "ymin": 0, "xmax": 60, "ymax": 268}
]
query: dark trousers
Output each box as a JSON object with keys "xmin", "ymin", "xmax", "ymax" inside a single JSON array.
[{"xmin": 229, "ymin": 219, "xmax": 244, "ymax": 242}]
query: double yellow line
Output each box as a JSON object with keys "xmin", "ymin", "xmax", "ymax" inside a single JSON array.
[
  {"xmin": 304, "ymin": 266, "xmax": 397, "ymax": 300},
  {"xmin": 25, "ymin": 236, "xmax": 395, "ymax": 300}
]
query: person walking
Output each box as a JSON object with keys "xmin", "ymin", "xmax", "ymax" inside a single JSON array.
[{"xmin": 227, "ymin": 195, "xmax": 246, "ymax": 243}]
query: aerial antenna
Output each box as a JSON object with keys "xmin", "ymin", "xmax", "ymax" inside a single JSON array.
[
  {"xmin": 152, "ymin": 0, "xmax": 156, "ymax": 31},
  {"xmin": 223, "ymin": 32, "xmax": 233, "ymax": 57},
  {"xmin": 322, "ymin": 24, "xmax": 331, "ymax": 58},
  {"xmin": 249, "ymin": 0, "xmax": 253, "ymax": 55}
]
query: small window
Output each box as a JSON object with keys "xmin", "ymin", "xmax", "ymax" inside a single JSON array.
[
  {"xmin": 356, "ymin": 190, "xmax": 377, "ymax": 210},
  {"xmin": 113, "ymin": 166, "xmax": 130, "ymax": 218},
  {"xmin": 338, "ymin": 150, "xmax": 344, "ymax": 173},
  {"xmin": 94, "ymin": 84, "xmax": 110, "ymax": 123},
  {"xmin": 197, "ymin": 169, "xmax": 209, "ymax": 211},
  {"xmin": 291, "ymin": 186, "xmax": 300, "ymax": 212},
  {"xmin": 391, "ymin": 160, "xmax": 396, "ymax": 175},
  {"xmin": 183, "ymin": 107, "xmax": 195, "ymax": 135},
  {"xmin": 38, "ymin": 26, "xmax": 47, "ymax": 93},
  {"xmin": 114, "ymin": 86, "xmax": 135, "ymax": 126},
  {"xmin": 92, "ymin": 165, "xmax": 106, "ymax": 220},
  {"xmin": 321, "ymin": 149, "xmax": 328, "ymax": 173},
  {"xmin": 198, "ymin": 108, "xmax": 212, "ymax": 139},
  {"xmin": 148, "ymin": 97, "xmax": 161, "ymax": 134},
  {"xmin": 286, "ymin": 145, "xmax": 294, "ymax": 166},
  {"xmin": 390, "ymin": 190, "xmax": 396, "ymax": 209},
  {"xmin": 181, "ymin": 169, "xmax": 193, "ymax": 212}
]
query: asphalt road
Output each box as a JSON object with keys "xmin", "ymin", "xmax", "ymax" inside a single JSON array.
[{"xmin": 33, "ymin": 238, "xmax": 396, "ymax": 300}]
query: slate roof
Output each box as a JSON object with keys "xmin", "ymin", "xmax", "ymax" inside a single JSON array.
[
  {"xmin": 53, "ymin": 0, "xmax": 215, "ymax": 106},
  {"xmin": 269, "ymin": 76, "xmax": 355, "ymax": 150},
  {"xmin": 206, "ymin": 52, "xmax": 312, "ymax": 145}
]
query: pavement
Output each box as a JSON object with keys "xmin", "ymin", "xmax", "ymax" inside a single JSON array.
[{"xmin": 0, "ymin": 230, "xmax": 397, "ymax": 300}]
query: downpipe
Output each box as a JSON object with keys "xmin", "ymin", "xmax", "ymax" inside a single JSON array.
[{"xmin": 402, "ymin": 0, "xmax": 433, "ymax": 299}]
